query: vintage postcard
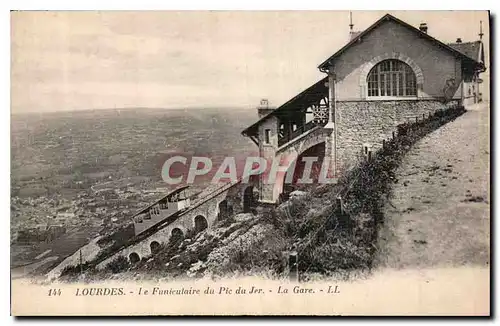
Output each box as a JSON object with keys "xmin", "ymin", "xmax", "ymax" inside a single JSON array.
[{"xmin": 10, "ymin": 10, "xmax": 490, "ymax": 316}]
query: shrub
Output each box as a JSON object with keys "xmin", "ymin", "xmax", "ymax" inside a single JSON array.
[
  {"xmin": 105, "ymin": 255, "xmax": 130, "ymax": 274},
  {"xmin": 300, "ymin": 230, "xmax": 373, "ymax": 273},
  {"xmin": 60, "ymin": 264, "xmax": 80, "ymax": 277},
  {"xmin": 293, "ymin": 105, "xmax": 466, "ymax": 275},
  {"xmin": 225, "ymin": 229, "xmax": 288, "ymax": 276}
]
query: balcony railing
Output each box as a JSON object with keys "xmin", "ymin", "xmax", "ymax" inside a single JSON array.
[{"xmin": 278, "ymin": 121, "xmax": 319, "ymax": 147}]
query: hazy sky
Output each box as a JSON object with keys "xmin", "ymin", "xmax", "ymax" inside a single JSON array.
[{"xmin": 11, "ymin": 10, "xmax": 489, "ymax": 113}]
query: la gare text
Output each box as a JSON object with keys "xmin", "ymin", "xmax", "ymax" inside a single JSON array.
[{"xmin": 71, "ymin": 285, "xmax": 340, "ymax": 296}]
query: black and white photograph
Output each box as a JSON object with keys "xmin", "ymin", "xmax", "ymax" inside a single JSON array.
[{"xmin": 9, "ymin": 10, "xmax": 490, "ymax": 316}]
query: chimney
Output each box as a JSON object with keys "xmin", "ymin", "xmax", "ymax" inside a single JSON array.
[
  {"xmin": 456, "ymin": 38, "xmax": 462, "ymax": 43},
  {"xmin": 349, "ymin": 11, "xmax": 354, "ymax": 34},
  {"xmin": 257, "ymin": 99, "xmax": 274, "ymax": 118},
  {"xmin": 348, "ymin": 11, "xmax": 360, "ymax": 41},
  {"xmin": 419, "ymin": 23, "xmax": 428, "ymax": 34}
]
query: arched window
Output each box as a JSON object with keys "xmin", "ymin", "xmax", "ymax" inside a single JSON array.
[{"xmin": 367, "ymin": 59, "xmax": 417, "ymax": 97}]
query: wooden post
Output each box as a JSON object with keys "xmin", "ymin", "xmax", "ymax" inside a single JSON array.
[
  {"xmin": 324, "ymin": 69, "xmax": 336, "ymax": 129},
  {"xmin": 288, "ymin": 251, "xmax": 299, "ymax": 282},
  {"xmin": 79, "ymin": 249, "xmax": 83, "ymax": 276},
  {"xmin": 392, "ymin": 131, "xmax": 395, "ymax": 139},
  {"xmin": 336, "ymin": 196, "xmax": 344, "ymax": 214}
]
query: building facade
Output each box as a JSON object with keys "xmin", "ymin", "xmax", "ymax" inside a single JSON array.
[{"xmin": 242, "ymin": 13, "xmax": 486, "ymax": 204}]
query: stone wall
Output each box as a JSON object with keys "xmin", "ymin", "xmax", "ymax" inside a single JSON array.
[
  {"xmin": 258, "ymin": 116, "xmax": 279, "ymax": 203},
  {"xmin": 335, "ymin": 99, "xmax": 459, "ymax": 173}
]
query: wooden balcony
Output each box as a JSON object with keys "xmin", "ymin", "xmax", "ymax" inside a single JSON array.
[{"xmin": 278, "ymin": 117, "xmax": 328, "ymax": 147}]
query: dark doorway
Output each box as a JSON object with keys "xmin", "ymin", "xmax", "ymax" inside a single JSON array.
[
  {"xmin": 171, "ymin": 228, "xmax": 184, "ymax": 243},
  {"xmin": 243, "ymin": 186, "xmax": 255, "ymax": 213},
  {"xmin": 218, "ymin": 200, "xmax": 233, "ymax": 220},
  {"xmin": 194, "ymin": 215, "xmax": 208, "ymax": 233},
  {"xmin": 129, "ymin": 252, "xmax": 140, "ymax": 264},
  {"xmin": 150, "ymin": 241, "xmax": 161, "ymax": 254}
]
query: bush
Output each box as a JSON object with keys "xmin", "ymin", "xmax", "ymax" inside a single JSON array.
[
  {"xmin": 292, "ymin": 105, "xmax": 466, "ymax": 275},
  {"xmin": 224, "ymin": 229, "xmax": 288, "ymax": 276},
  {"xmin": 300, "ymin": 230, "xmax": 372, "ymax": 272},
  {"xmin": 60, "ymin": 264, "xmax": 80, "ymax": 277},
  {"xmin": 105, "ymin": 255, "xmax": 130, "ymax": 274},
  {"xmin": 214, "ymin": 214, "xmax": 236, "ymax": 228}
]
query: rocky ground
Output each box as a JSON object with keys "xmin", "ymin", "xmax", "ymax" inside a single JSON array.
[
  {"xmin": 377, "ymin": 102, "xmax": 490, "ymax": 268},
  {"xmin": 74, "ymin": 211, "xmax": 287, "ymax": 283}
]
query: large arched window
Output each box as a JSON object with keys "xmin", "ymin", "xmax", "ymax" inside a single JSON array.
[{"xmin": 367, "ymin": 59, "xmax": 417, "ymax": 97}]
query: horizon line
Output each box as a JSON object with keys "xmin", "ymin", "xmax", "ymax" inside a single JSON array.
[{"xmin": 11, "ymin": 105, "xmax": 258, "ymax": 116}]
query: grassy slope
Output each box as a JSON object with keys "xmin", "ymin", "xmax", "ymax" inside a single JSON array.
[{"xmin": 376, "ymin": 102, "xmax": 490, "ymax": 268}]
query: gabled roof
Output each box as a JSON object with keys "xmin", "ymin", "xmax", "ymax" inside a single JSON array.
[
  {"xmin": 241, "ymin": 76, "xmax": 328, "ymax": 137},
  {"xmin": 318, "ymin": 13, "xmax": 485, "ymax": 71},
  {"xmin": 241, "ymin": 13, "xmax": 486, "ymax": 137},
  {"xmin": 447, "ymin": 41, "xmax": 484, "ymax": 64}
]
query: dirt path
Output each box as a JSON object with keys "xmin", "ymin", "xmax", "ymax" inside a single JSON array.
[{"xmin": 376, "ymin": 102, "xmax": 490, "ymax": 269}]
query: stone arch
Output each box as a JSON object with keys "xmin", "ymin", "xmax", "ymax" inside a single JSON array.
[
  {"xmin": 194, "ymin": 215, "xmax": 208, "ymax": 233},
  {"xmin": 282, "ymin": 141, "xmax": 326, "ymax": 197},
  {"xmin": 359, "ymin": 52, "xmax": 424, "ymax": 99},
  {"xmin": 217, "ymin": 199, "xmax": 232, "ymax": 220},
  {"xmin": 170, "ymin": 227, "xmax": 184, "ymax": 243},
  {"xmin": 273, "ymin": 133, "xmax": 328, "ymax": 203},
  {"xmin": 129, "ymin": 252, "xmax": 140, "ymax": 264},
  {"xmin": 150, "ymin": 241, "xmax": 161, "ymax": 254},
  {"xmin": 242, "ymin": 186, "xmax": 255, "ymax": 213}
]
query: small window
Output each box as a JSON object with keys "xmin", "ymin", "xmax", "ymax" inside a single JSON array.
[{"xmin": 264, "ymin": 129, "xmax": 271, "ymax": 144}]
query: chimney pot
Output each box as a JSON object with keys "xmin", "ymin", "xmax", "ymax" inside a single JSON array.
[
  {"xmin": 259, "ymin": 99, "xmax": 269, "ymax": 109},
  {"xmin": 257, "ymin": 99, "xmax": 274, "ymax": 118},
  {"xmin": 456, "ymin": 38, "xmax": 462, "ymax": 43},
  {"xmin": 419, "ymin": 23, "xmax": 428, "ymax": 33}
]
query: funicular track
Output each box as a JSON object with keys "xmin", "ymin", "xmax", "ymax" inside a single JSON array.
[{"xmin": 89, "ymin": 180, "xmax": 242, "ymax": 269}]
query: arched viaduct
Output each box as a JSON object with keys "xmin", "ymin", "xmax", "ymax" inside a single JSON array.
[{"xmin": 96, "ymin": 181, "xmax": 257, "ymax": 269}]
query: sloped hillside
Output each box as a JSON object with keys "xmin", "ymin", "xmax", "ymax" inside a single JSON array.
[
  {"xmin": 60, "ymin": 104, "xmax": 470, "ymax": 282},
  {"xmin": 377, "ymin": 102, "xmax": 490, "ymax": 268}
]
